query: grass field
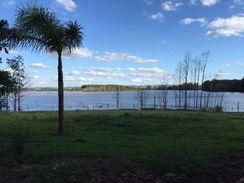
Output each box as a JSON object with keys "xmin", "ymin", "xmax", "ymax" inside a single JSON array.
[{"xmin": 0, "ymin": 110, "xmax": 244, "ymax": 182}]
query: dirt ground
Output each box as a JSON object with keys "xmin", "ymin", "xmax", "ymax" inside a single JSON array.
[{"xmin": 1, "ymin": 154, "xmax": 244, "ymax": 183}]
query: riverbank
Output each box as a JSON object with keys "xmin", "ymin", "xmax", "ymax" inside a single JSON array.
[{"xmin": 1, "ymin": 110, "xmax": 244, "ymax": 182}]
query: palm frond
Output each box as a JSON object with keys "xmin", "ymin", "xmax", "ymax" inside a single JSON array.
[
  {"xmin": 63, "ymin": 20, "xmax": 83, "ymax": 52},
  {"xmin": 15, "ymin": 4, "xmax": 61, "ymax": 52},
  {"xmin": 14, "ymin": 4, "xmax": 83, "ymax": 54}
]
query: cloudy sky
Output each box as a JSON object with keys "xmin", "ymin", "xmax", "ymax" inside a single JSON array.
[{"xmin": 0, "ymin": 0, "xmax": 244, "ymax": 87}]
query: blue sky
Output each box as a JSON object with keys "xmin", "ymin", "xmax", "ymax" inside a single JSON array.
[{"xmin": 0, "ymin": 0, "xmax": 244, "ymax": 87}]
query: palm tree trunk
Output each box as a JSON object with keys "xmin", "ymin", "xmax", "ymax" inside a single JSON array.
[{"xmin": 58, "ymin": 52, "xmax": 64, "ymax": 136}]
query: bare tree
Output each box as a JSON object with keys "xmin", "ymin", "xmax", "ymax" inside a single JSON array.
[
  {"xmin": 113, "ymin": 86, "xmax": 121, "ymax": 109},
  {"xmin": 192, "ymin": 57, "xmax": 198, "ymax": 109},
  {"xmin": 158, "ymin": 90, "xmax": 168, "ymax": 109},
  {"xmin": 153, "ymin": 90, "xmax": 157, "ymax": 109},
  {"xmin": 158, "ymin": 76, "xmax": 169, "ymax": 109},
  {"xmin": 136, "ymin": 87, "xmax": 150, "ymax": 110},
  {"xmin": 182, "ymin": 53, "xmax": 190, "ymax": 109},
  {"xmin": 195, "ymin": 57, "xmax": 202, "ymax": 109},
  {"xmin": 199, "ymin": 51, "xmax": 210, "ymax": 109},
  {"xmin": 175, "ymin": 62, "xmax": 183, "ymax": 109}
]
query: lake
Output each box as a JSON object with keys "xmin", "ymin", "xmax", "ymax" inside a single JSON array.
[{"xmin": 20, "ymin": 90, "xmax": 244, "ymax": 112}]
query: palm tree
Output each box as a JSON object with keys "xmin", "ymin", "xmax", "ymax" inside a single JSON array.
[{"xmin": 15, "ymin": 4, "xmax": 83, "ymax": 135}]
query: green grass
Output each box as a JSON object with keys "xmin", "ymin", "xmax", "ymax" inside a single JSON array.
[{"xmin": 0, "ymin": 110, "xmax": 244, "ymax": 174}]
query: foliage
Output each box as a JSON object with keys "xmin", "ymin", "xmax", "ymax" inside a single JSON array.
[
  {"xmin": 0, "ymin": 19, "xmax": 10, "ymax": 55},
  {"xmin": 0, "ymin": 71, "xmax": 14, "ymax": 110},
  {"xmin": 81, "ymin": 84, "xmax": 138, "ymax": 92},
  {"xmin": 0, "ymin": 55, "xmax": 26, "ymax": 111},
  {"xmin": 6, "ymin": 55, "xmax": 25, "ymax": 91},
  {"xmin": 0, "ymin": 19, "xmax": 20, "ymax": 56},
  {"xmin": 202, "ymin": 78, "xmax": 244, "ymax": 92},
  {"xmin": 215, "ymin": 105, "xmax": 223, "ymax": 112},
  {"xmin": 15, "ymin": 4, "xmax": 83, "ymax": 53}
]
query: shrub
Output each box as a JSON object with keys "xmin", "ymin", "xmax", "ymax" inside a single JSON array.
[{"xmin": 215, "ymin": 105, "xmax": 223, "ymax": 112}]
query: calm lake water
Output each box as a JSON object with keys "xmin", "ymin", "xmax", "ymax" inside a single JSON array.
[{"xmin": 20, "ymin": 91, "xmax": 244, "ymax": 112}]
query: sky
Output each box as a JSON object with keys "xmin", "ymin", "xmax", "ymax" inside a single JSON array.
[{"xmin": 0, "ymin": 0, "xmax": 244, "ymax": 87}]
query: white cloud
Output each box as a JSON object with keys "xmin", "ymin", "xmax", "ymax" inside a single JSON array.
[
  {"xmin": 162, "ymin": 1, "xmax": 183, "ymax": 11},
  {"xmin": 85, "ymin": 67, "xmax": 125, "ymax": 78},
  {"xmin": 68, "ymin": 70, "xmax": 80, "ymax": 76},
  {"xmin": 149, "ymin": 12, "xmax": 165, "ymax": 22},
  {"xmin": 230, "ymin": 0, "xmax": 244, "ymax": 8},
  {"xmin": 63, "ymin": 75, "xmax": 94, "ymax": 83},
  {"xmin": 55, "ymin": 0, "xmax": 77, "ymax": 12},
  {"xmin": 78, "ymin": 77, "xmax": 94, "ymax": 82},
  {"xmin": 190, "ymin": 0, "xmax": 198, "ymax": 5},
  {"xmin": 131, "ymin": 78, "xmax": 152, "ymax": 85},
  {"xmin": 33, "ymin": 75, "xmax": 48, "ymax": 85},
  {"xmin": 63, "ymin": 48, "xmax": 93, "ymax": 59},
  {"xmin": 54, "ymin": 47, "xmax": 159, "ymax": 64},
  {"xmin": 116, "ymin": 67, "xmax": 123, "ymax": 71},
  {"xmin": 131, "ymin": 67, "xmax": 170, "ymax": 78},
  {"xmin": 180, "ymin": 17, "xmax": 208, "ymax": 26},
  {"xmin": 29, "ymin": 63, "xmax": 48, "ymax": 69},
  {"xmin": 200, "ymin": 0, "xmax": 219, "ymax": 6},
  {"xmin": 233, "ymin": 0, "xmax": 244, "ymax": 5},
  {"xmin": 37, "ymin": 66, "xmax": 172, "ymax": 86},
  {"xmin": 145, "ymin": 0, "xmax": 153, "ymax": 5},
  {"xmin": 128, "ymin": 68, "xmax": 136, "ymax": 71},
  {"xmin": 94, "ymin": 52, "xmax": 159, "ymax": 63},
  {"xmin": 207, "ymin": 15, "xmax": 244, "ymax": 37},
  {"xmin": 2, "ymin": 0, "xmax": 14, "ymax": 7},
  {"xmin": 214, "ymin": 71, "xmax": 231, "ymax": 79},
  {"xmin": 226, "ymin": 61, "xmax": 244, "ymax": 66}
]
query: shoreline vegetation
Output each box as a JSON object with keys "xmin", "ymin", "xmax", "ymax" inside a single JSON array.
[{"xmin": 23, "ymin": 78, "xmax": 244, "ymax": 92}]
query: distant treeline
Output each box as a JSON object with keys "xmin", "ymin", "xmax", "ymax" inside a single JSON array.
[
  {"xmin": 25, "ymin": 79, "xmax": 244, "ymax": 92},
  {"xmin": 155, "ymin": 83, "xmax": 199, "ymax": 90},
  {"xmin": 202, "ymin": 78, "xmax": 244, "ymax": 92},
  {"xmin": 81, "ymin": 84, "xmax": 199, "ymax": 92},
  {"xmin": 81, "ymin": 85, "xmax": 137, "ymax": 92},
  {"xmin": 24, "ymin": 87, "xmax": 81, "ymax": 91}
]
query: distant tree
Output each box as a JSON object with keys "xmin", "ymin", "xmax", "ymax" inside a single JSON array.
[
  {"xmin": 15, "ymin": 4, "xmax": 83, "ymax": 135},
  {"xmin": 153, "ymin": 90, "xmax": 157, "ymax": 109},
  {"xmin": 0, "ymin": 70, "xmax": 14, "ymax": 111},
  {"xmin": 158, "ymin": 76, "xmax": 169, "ymax": 109},
  {"xmin": 199, "ymin": 51, "xmax": 210, "ymax": 108},
  {"xmin": 182, "ymin": 53, "xmax": 190, "ymax": 109},
  {"xmin": 202, "ymin": 78, "xmax": 244, "ymax": 93},
  {"xmin": 175, "ymin": 62, "xmax": 183, "ymax": 109},
  {"xmin": 136, "ymin": 88, "xmax": 150, "ymax": 109},
  {"xmin": 7, "ymin": 55, "xmax": 26, "ymax": 111},
  {"xmin": 113, "ymin": 86, "xmax": 121, "ymax": 109}
]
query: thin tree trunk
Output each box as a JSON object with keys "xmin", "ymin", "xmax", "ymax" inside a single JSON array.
[
  {"xmin": 154, "ymin": 91, "xmax": 156, "ymax": 109},
  {"xmin": 17, "ymin": 91, "xmax": 21, "ymax": 111},
  {"xmin": 58, "ymin": 52, "xmax": 64, "ymax": 136},
  {"xmin": 6, "ymin": 94, "xmax": 9, "ymax": 112},
  {"xmin": 14, "ymin": 92, "xmax": 17, "ymax": 112}
]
